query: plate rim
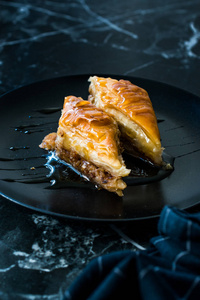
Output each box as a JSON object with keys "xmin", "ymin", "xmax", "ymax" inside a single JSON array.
[
  {"xmin": 0, "ymin": 73, "xmax": 200, "ymax": 222},
  {"xmin": 1, "ymin": 73, "xmax": 200, "ymax": 101}
]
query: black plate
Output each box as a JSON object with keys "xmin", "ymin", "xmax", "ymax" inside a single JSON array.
[{"xmin": 0, "ymin": 74, "xmax": 200, "ymax": 221}]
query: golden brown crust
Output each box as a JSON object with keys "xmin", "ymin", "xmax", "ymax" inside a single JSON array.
[
  {"xmin": 39, "ymin": 132, "xmax": 57, "ymax": 150},
  {"xmin": 56, "ymin": 147, "xmax": 126, "ymax": 196},
  {"xmin": 40, "ymin": 95, "xmax": 130, "ymax": 196},
  {"xmin": 57, "ymin": 96, "xmax": 130, "ymax": 177},
  {"xmin": 60, "ymin": 96, "xmax": 120, "ymax": 157},
  {"xmin": 88, "ymin": 76, "xmax": 163, "ymax": 165}
]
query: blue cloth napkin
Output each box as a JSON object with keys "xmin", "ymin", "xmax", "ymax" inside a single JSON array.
[{"xmin": 63, "ymin": 206, "xmax": 200, "ymax": 299}]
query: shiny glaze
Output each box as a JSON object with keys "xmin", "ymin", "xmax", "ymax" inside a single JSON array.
[
  {"xmin": 58, "ymin": 96, "xmax": 128, "ymax": 174},
  {"xmin": 1, "ymin": 105, "xmax": 173, "ymax": 190},
  {"xmin": 44, "ymin": 150, "xmax": 174, "ymax": 189},
  {"xmin": 89, "ymin": 76, "xmax": 161, "ymax": 146},
  {"xmin": 61, "ymin": 96, "xmax": 119, "ymax": 146}
]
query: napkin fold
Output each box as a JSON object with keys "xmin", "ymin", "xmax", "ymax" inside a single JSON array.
[{"xmin": 63, "ymin": 206, "xmax": 200, "ymax": 299}]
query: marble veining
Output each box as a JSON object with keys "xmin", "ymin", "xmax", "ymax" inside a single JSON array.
[
  {"xmin": 0, "ymin": 264, "xmax": 15, "ymax": 272},
  {"xmin": 1, "ymin": 214, "xmax": 138, "ymax": 275},
  {"xmin": 0, "ymin": 203, "xmax": 142, "ymax": 298},
  {"xmin": 14, "ymin": 214, "xmax": 98, "ymax": 272},
  {"xmin": 0, "ymin": 0, "xmax": 200, "ymax": 97},
  {"xmin": 184, "ymin": 22, "xmax": 200, "ymax": 58},
  {"xmin": 111, "ymin": 225, "xmax": 146, "ymax": 250},
  {"xmin": 0, "ymin": 0, "xmax": 199, "ymax": 56},
  {"xmin": 11, "ymin": 293, "xmax": 58, "ymax": 300},
  {"xmin": 0, "ymin": 0, "xmax": 200, "ymax": 298}
]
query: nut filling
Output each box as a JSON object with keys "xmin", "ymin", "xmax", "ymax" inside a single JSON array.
[{"xmin": 56, "ymin": 147, "xmax": 126, "ymax": 196}]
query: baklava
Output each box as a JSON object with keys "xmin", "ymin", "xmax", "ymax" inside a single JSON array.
[
  {"xmin": 40, "ymin": 96, "xmax": 130, "ymax": 196},
  {"xmin": 88, "ymin": 76, "xmax": 163, "ymax": 165}
]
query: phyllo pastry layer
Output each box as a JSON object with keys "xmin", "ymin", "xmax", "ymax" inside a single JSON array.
[
  {"xmin": 40, "ymin": 96, "xmax": 130, "ymax": 196},
  {"xmin": 88, "ymin": 76, "xmax": 163, "ymax": 165}
]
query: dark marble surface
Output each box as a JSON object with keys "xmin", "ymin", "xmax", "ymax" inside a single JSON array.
[{"xmin": 0, "ymin": 0, "xmax": 200, "ymax": 299}]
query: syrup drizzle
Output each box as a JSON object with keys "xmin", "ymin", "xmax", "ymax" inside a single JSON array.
[
  {"xmin": 44, "ymin": 152, "xmax": 95, "ymax": 189},
  {"xmin": 1, "ymin": 110, "xmax": 174, "ymax": 190},
  {"xmin": 157, "ymin": 118, "xmax": 165, "ymax": 123},
  {"xmin": 42, "ymin": 151, "xmax": 174, "ymax": 189},
  {"xmin": 14, "ymin": 121, "xmax": 56, "ymax": 134},
  {"xmin": 36, "ymin": 107, "xmax": 62, "ymax": 114},
  {"xmin": 0, "ymin": 155, "xmax": 45, "ymax": 162},
  {"xmin": 9, "ymin": 146, "xmax": 30, "ymax": 151}
]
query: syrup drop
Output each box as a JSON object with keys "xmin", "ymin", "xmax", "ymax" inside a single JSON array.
[
  {"xmin": 36, "ymin": 107, "xmax": 61, "ymax": 114},
  {"xmin": 42, "ymin": 151, "xmax": 174, "ymax": 189},
  {"xmin": 9, "ymin": 146, "xmax": 30, "ymax": 151}
]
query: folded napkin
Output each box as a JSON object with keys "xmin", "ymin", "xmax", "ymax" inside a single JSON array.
[{"xmin": 63, "ymin": 206, "xmax": 200, "ymax": 300}]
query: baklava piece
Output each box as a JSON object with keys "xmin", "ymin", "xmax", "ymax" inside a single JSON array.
[
  {"xmin": 88, "ymin": 76, "xmax": 164, "ymax": 166},
  {"xmin": 40, "ymin": 96, "xmax": 130, "ymax": 196}
]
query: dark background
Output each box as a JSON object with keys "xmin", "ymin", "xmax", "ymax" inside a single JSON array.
[{"xmin": 0, "ymin": 1, "xmax": 200, "ymax": 299}]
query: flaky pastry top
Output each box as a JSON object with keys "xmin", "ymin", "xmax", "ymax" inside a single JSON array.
[
  {"xmin": 89, "ymin": 76, "xmax": 160, "ymax": 147},
  {"xmin": 57, "ymin": 96, "xmax": 130, "ymax": 177}
]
